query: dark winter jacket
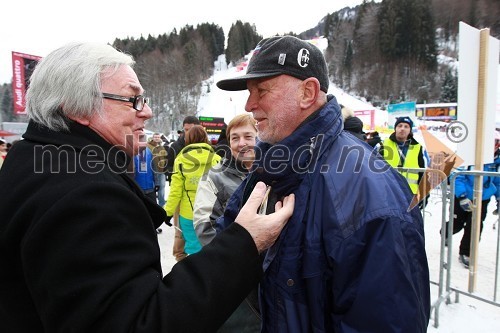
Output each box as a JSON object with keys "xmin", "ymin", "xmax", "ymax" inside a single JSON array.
[
  {"xmin": 193, "ymin": 157, "xmax": 261, "ymax": 332},
  {"xmin": 217, "ymin": 97, "xmax": 430, "ymax": 332},
  {"xmin": 0, "ymin": 120, "xmax": 263, "ymax": 333},
  {"xmin": 343, "ymin": 115, "xmax": 366, "ymax": 141},
  {"xmin": 165, "ymin": 135, "xmax": 185, "ymax": 174}
]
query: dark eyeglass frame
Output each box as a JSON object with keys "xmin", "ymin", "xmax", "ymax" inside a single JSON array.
[{"xmin": 101, "ymin": 92, "xmax": 150, "ymax": 111}]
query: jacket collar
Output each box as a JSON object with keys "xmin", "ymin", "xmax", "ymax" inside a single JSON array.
[
  {"xmin": 24, "ymin": 120, "xmax": 167, "ymax": 228},
  {"xmin": 23, "ymin": 120, "xmax": 131, "ymax": 174},
  {"xmin": 389, "ymin": 132, "xmax": 419, "ymax": 146},
  {"xmin": 221, "ymin": 156, "xmax": 250, "ymax": 176}
]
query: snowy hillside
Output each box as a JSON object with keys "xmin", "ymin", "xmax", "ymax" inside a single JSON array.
[{"xmin": 197, "ymin": 53, "xmax": 382, "ymax": 126}]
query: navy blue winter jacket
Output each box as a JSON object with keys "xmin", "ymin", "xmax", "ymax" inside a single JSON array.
[{"xmin": 217, "ymin": 97, "xmax": 430, "ymax": 332}]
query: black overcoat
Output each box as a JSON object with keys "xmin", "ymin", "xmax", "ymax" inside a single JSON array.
[{"xmin": 0, "ymin": 120, "xmax": 262, "ymax": 333}]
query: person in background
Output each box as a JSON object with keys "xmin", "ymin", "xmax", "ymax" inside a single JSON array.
[
  {"xmin": 133, "ymin": 138, "xmax": 163, "ymax": 234},
  {"xmin": 6, "ymin": 142, "xmax": 14, "ymax": 152},
  {"xmin": 341, "ymin": 104, "xmax": 366, "ymax": 141},
  {"xmin": 165, "ymin": 116, "xmax": 201, "ymax": 261},
  {"xmin": 445, "ymin": 149, "xmax": 500, "ymax": 268},
  {"xmin": 164, "ymin": 125, "xmax": 221, "ymax": 255},
  {"xmin": 160, "ymin": 133, "xmax": 169, "ymax": 144},
  {"xmin": 194, "ymin": 114, "xmax": 259, "ymax": 332},
  {"xmin": 366, "ymin": 130, "xmax": 382, "ymax": 150},
  {"xmin": 147, "ymin": 132, "xmax": 168, "ymax": 207},
  {"xmin": 215, "ymin": 128, "xmax": 231, "ymax": 158},
  {"xmin": 0, "ymin": 42, "xmax": 294, "ymax": 332},
  {"xmin": 165, "ymin": 117, "xmax": 201, "ymax": 178},
  {"xmin": 133, "ymin": 138, "xmax": 157, "ymax": 202},
  {"xmin": 0, "ymin": 139, "xmax": 7, "ymax": 169},
  {"xmin": 216, "ymin": 35, "xmax": 429, "ymax": 332},
  {"xmin": 380, "ymin": 116, "xmax": 429, "ymax": 208},
  {"xmin": 194, "ymin": 114, "xmax": 257, "ymax": 245}
]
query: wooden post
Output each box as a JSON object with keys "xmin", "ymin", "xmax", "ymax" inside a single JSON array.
[{"xmin": 468, "ymin": 28, "xmax": 490, "ymax": 292}]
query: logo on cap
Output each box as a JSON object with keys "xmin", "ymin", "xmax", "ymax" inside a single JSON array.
[
  {"xmin": 297, "ymin": 48, "xmax": 310, "ymax": 68},
  {"xmin": 253, "ymin": 44, "xmax": 263, "ymax": 56},
  {"xmin": 278, "ymin": 53, "xmax": 286, "ymax": 65}
]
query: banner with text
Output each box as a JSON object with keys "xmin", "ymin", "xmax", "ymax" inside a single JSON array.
[
  {"xmin": 11, "ymin": 51, "xmax": 42, "ymax": 115},
  {"xmin": 199, "ymin": 116, "xmax": 226, "ymax": 134}
]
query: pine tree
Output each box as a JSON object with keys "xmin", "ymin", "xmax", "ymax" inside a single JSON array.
[
  {"xmin": 225, "ymin": 21, "xmax": 261, "ymax": 65},
  {"xmin": 378, "ymin": 0, "xmax": 402, "ymax": 60},
  {"xmin": 0, "ymin": 84, "xmax": 14, "ymax": 122},
  {"xmin": 378, "ymin": 0, "xmax": 436, "ymax": 68},
  {"xmin": 440, "ymin": 69, "xmax": 457, "ymax": 102}
]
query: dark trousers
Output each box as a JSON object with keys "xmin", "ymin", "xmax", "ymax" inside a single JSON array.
[{"xmin": 446, "ymin": 198, "xmax": 489, "ymax": 256}]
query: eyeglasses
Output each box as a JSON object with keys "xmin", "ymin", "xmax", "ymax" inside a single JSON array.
[{"xmin": 101, "ymin": 93, "xmax": 150, "ymax": 112}]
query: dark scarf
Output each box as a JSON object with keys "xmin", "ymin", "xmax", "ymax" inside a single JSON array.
[{"xmin": 241, "ymin": 97, "xmax": 342, "ymax": 208}]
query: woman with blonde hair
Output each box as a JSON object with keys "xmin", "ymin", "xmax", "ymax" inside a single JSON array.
[{"xmin": 193, "ymin": 114, "xmax": 259, "ymax": 332}]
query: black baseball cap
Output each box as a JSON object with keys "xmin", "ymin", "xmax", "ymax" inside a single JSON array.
[{"xmin": 217, "ymin": 36, "xmax": 329, "ymax": 93}]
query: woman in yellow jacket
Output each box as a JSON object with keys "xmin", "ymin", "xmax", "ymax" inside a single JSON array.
[{"xmin": 164, "ymin": 125, "xmax": 220, "ymax": 254}]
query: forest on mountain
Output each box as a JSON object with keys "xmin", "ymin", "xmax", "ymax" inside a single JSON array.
[
  {"xmin": 1, "ymin": 0, "xmax": 499, "ymax": 134},
  {"xmin": 301, "ymin": 0, "xmax": 499, "ymax": 108}
]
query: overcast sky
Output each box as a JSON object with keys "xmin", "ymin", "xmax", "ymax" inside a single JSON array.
[{"xmin": 0, "ymin": 0, "xmax": 378, "ymax": 84}]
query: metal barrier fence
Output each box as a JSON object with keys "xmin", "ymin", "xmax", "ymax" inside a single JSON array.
[{"xmin": 396, "ymin": 167, "xmax": 500, "ymax": 328}]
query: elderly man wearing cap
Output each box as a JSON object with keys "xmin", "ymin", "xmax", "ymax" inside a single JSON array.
[
  {"xmin": 216, "ymin": 35, "xmax": 430, "ymax": 333},
  {"xmin": 380, "ymin": 116, "xmax": 428, "ymax": 197}
]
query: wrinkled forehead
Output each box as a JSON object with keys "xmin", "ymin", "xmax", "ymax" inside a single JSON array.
[{"xmin": 229, "ymin": 124, "xmax": 258, "ymax": 137}]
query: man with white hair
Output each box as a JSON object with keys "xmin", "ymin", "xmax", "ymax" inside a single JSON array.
[{"xmin": 0, "ymin": 42, "xmax": 294, "ymax": 332}]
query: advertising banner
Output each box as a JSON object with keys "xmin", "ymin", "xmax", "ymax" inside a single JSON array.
[
  {"xmin": 199, "ymin": 116, "xmax": 226, "ymax": 134},
  {"xmin": 387, "ymin": 101, "xmax": 416, "ymax": 129},
  {"xmin": 11, "ymin": 51, "xmax": 42, "ymax": 115}
]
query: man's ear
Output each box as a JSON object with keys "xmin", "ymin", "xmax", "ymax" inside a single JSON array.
[
  {"xmin": 67, "ymin": 115, "xmax": 90, "ymax": 126},
  {"xmin": 300, "ymin": 78, "xmax": 320, "ymax": 109}
]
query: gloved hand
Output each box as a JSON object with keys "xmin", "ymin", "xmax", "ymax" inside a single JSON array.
[
  {"xmin": 493, "ymin": 199, "xmax": 499, "ymax": 216},
  {"xmin": 154, "ymin": 185, "xmax": 160, "ymax": 192},
  {"xmin": 459, "ymin": 197, "xmax": 473, "ymax": 212},
  {"xmin": 165, "ymin": 215, "xmax": 173, "ymax": 226}
]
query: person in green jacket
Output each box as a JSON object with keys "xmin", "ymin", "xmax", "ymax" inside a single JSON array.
[{"xmin": 164, "ymin": 125, "xmax": 221, "ymax": 254}]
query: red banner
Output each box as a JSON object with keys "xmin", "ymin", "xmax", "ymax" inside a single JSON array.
[{"xmin": 11, "ymin": 51, "xmax": 42, "ymax": 115}]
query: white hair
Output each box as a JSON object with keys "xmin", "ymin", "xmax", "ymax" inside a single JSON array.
[{"xmin": 26, "ymin": 42, "xmax": 135, "ymax": 131}]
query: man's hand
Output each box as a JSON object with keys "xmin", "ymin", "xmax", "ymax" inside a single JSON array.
[{"xmin": 235, "ymin": 182, "xmax": 295, "ymax": 253}]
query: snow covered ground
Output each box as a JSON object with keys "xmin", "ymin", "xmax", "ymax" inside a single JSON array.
[{"xmin": 424, "ymin": 193, "xmax": 500, "ymax": 332}]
